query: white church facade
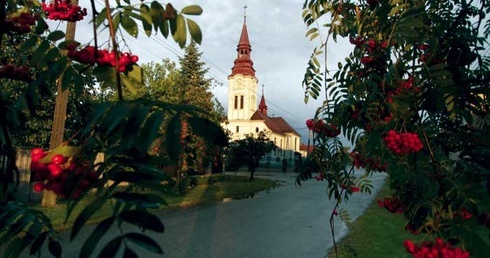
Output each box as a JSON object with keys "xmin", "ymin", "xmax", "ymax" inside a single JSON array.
[{"xmin": 221, "ymin": 14, "xmax": 301, "ymax": 167}]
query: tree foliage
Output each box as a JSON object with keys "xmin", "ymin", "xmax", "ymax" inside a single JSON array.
[
  {"xmin": 299, "ymin": 0, "xmax": 490, "ymax": 256},
  {"xmin": 0, "ymin": 1, "xmax": 226, "ymax": 257},
  {"xmin": 226, "ymin": 131, "xmax": 276, "ymax": 180}
]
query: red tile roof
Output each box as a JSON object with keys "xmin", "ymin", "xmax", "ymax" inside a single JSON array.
[
  {"xmin": 250, "ymin": 111, "xmax": 300, "ymax": 136},
  {"xmin": 299, "ymin": 143, "xmax": 314, "ymax": 153}
]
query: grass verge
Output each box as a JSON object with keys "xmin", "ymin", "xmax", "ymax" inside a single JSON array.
[
  {"xmin": 34, "ymin": 174, "xmax": 277, "ymax": 231},
  {"xmin": 328, "ymin": 179, "xmax": 424, "ymax": 258}
]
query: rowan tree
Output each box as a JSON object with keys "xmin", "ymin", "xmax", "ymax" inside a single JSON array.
[{"xmin": 299, "ymin": 0, "xmax": 490, "ymax": 256}]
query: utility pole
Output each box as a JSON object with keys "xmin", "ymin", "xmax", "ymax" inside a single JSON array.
[{"xmin": 42, "ymin": 16, "xmax": 77, "ymax": 207}]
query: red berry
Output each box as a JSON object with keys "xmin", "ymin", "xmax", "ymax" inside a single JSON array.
[
  {"xmin": 350, "ymin": 186, "xmax": 360, "ymax": 193},
  {"xmin": 131, "ymin": 55, "xmax": 139, "ymax": 63},
  {"xmin": 31, "ymin": 147, "xmax": 44, "ymax": 156},
  {"xmin": 51, "ymin": 154, "xmax": 65, "ymax": 165},
  {"xmin": 48, "ymin": 163, "xmax": 63, "ymax": 177},
  {"xmin": 403, "ymin": 239, "xmax": 416, "ymax": 253},
  {"xmin": 31, "ymin": 153, "xmax": 44, "ymax": 162},
  {"xmin": 33, "ymin": 182, "xmax": 45, "ymax": 192}
]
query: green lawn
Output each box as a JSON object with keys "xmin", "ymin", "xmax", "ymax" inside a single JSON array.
[
  {"xmin": 328, "ymin": 180, "xmax": 424, "ymax": 258},
  {"xmin": 34, "ymin": 175, "xmax": 277, "ymax": 231}
]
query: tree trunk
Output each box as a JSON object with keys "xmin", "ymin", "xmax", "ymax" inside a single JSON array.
[
  {"xmin": 42, "ymin": 19, "xmax": 77, "ymax": 207},
  {"xmin": 249, "ymin": 159, "xmax": 255, "ymax": 180}
]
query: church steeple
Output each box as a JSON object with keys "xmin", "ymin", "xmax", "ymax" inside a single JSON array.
[
  {"xmin": 229, "ymin": 5, "xmax": 255, "ymax": 77},
  {"xmin": 226, "ymin": 6, "xmax": 258, "ymax": 121},
  {"xmin": 258, "ymin": 84, "xmax": 267, "ymax": 116}
]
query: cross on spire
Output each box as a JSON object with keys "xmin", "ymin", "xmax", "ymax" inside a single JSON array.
[
  {"xmin": 243, "ymin": 4, "xmax": 248, "ymax": 23},
  {"xmin": 262, "ymin": 83, "xmax": 265, "ymax": 94}
]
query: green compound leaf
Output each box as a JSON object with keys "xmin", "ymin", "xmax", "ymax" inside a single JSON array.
[{"xmin": 181, "ymin": 5, "xmax": 203, "ymax": 15}]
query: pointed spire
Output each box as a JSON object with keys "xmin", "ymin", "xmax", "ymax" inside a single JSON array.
[
  {"xmin": 229, "ymin": 6, "xmax": 255, "ymax": 77},
  {"xmin": 258, "ymin": 84, "xmax": 268, "ymax": 116},
  {"xmin": 243, "ymin": 4, "xmax": 247, "ymax": 24}
]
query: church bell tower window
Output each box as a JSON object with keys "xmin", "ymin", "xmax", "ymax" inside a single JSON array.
[
  {"xmin": 240, "ymin": 95, "xmax": 244, "ymax": 109},
  {"xmin": 234, "ymin": 95, "xmax": 238, "ymax": 109}
]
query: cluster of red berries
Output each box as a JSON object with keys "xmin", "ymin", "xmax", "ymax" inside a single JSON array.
[
  {"xmin": 0, "ymin": 64, "xmax": 32, "ymax": 82},
  {"xmin": 340, "ymin": 184, "xmax": 360, "ymax": 193},
  {"xmin": 418, "ymin": 43, "xmax": 432, "ymax": 63},
  {"xmin": 3, "ymin": 13, "xmax": 37, "ymax": 34},
  {"xmin": 403, "ymin": 239, "xmax": 470, "ymax": 258},
  {"xmin": 315, "ymin": 173, "xmax": 324, "ymax": 181},
  {"xmin": 350, "ymin": 36, "xmax": 388, "ymax": 53},
  {"xmin": 42, "ymin": 0, "xmax": 87, "ymax": 22},
  {"xmin": 349, "ymin": 36, "xmax": 365, "ymax": 47},
  {"xmin": 67, "ymin": 46, "xmax": 139, "ymax": 72},
  {"xmin": 306, "ymin": 119, "xmax": 340, "ymax": 137},
  {"xmin": 386, "ymin": 77, "xmax": 420, "ymax": 103},
  {"xmin": 30, "ymin": 148, "xmax": 99, "ymax": 199},
  {"xmin": 384, "ymin": 130, "xmax": 424, "ymax": 155},
  {"xmin": 377, "ymin": 196, "xmax": 404, "ymax": 213},
  {"xmin": 350, "ymin": 151, "xmax": 387, "ymax": 172},
  {"xmin": 455, "ymin": 207, "xmax": 473, "ymax": 220}
]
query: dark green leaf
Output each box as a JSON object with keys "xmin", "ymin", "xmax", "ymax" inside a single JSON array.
[
  {"xmin": 187, "ymin": 116, "xmax": 227, "ymax": 146},
  {"xmin": 70, "ymin": 198, "xmax": 106, "ymax": 241},
  {"xmin": 20, "ymin": 35, "xmax": 38, "ymax": 51},
  {"xmin": 34, "ymin": 17, "xmax": 48, "ymax": 34},
  {"xmin": 150, "ymin": 1, "xmax": 164, "ymax": 33},
  {"xmin": 121, "ymin": 14, "xmax": 138, "ymax": 37},
  {"xmin": 93, "ymin": 65, "xmax": 117, "ymax": 85},
  {"xmin": 61, "ymin": 66, "xmax": 76, "ymax": 91},
  {"xmin": 96, "ymin": 7, "xmax": 109, "ymax": 28},
  {"xmin": 4, "ymin": 239, "xmax": 23, "ymax": 258},
  {"xmin": 29, "ymin": 232, "xmax": 48, "ymax": 255},
  {"xmin": 124, "ymin": 233, "xmax": 163, "ymax": 254},
  {"xmin": 123, "ymin": 247, "xmax": 138, "ymax": 258},
  {"xmin": 119, "ymin": 210, "xmax": 165, "ymax": 233},
  {"xmin": 47, "ymin": 30, "xmax": 66, "ymax": 42},
  {"xmin": 120, "ymin": 105, "xmax": 151, "ymax": 149},
  {"xmin": 166, "ymin": 114, "xmax": 181, "ymax": 161},
  {"xmin": 111, "ymin": 192, "xmax": 161, "ymax": 207},
  {"xmin": 79, "ymin": 217, "xmax": 115, "ymax": 258},
  {"xmin": 186, "ymin": 18, "xmax": 202, "ymax": 44},
  {"xmin": 140, "ymin": 5, "xmax": 153, "ymax": 36},
  {"xmin": 48, "ymin": 238, "xmax": 62, "ymax": 258},
  {"xmin": 136, "ymin": 110, "xmax": 164, "ymax": 152},
  {"xmin": 31, "ymin": 40, "xmax": 50, "ymax": 67},
  {"xmin": 113, "ymin": 12, "xmax": 122, "ymax": 33},
  {"xmin": 97, "ymin": 237, "xmax": 123, "ymax": 258},
  {"xmin": 83, "ymin": 102, "xmax": 113, "ymax": 135}
]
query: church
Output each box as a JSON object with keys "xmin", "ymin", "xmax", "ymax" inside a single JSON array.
[{"xmin": 221, "ymin": 12, "xmax": 301, "ymax": 167}]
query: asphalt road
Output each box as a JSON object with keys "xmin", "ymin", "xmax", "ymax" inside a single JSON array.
[{"xmin": 19, "ymin": 169, "xmax": 386, "ymax": 258}]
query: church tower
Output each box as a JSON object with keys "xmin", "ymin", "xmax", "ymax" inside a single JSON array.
[{"xmin": 227, "ymin": 7, "xmax": 258, "ymax": 121}]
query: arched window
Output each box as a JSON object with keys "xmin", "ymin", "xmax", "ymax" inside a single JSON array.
[
  {"xmin": 240, "ymin": 95, "xmax": 244, "ymax": 109},
  {"xmin": 234, "ymin": 95, "xmax": 238, "ymax": 109}
]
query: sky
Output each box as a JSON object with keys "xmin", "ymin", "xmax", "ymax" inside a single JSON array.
[{"xmin": 61, "ymin": 0, "xmax": 354, "ymax": 144}]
